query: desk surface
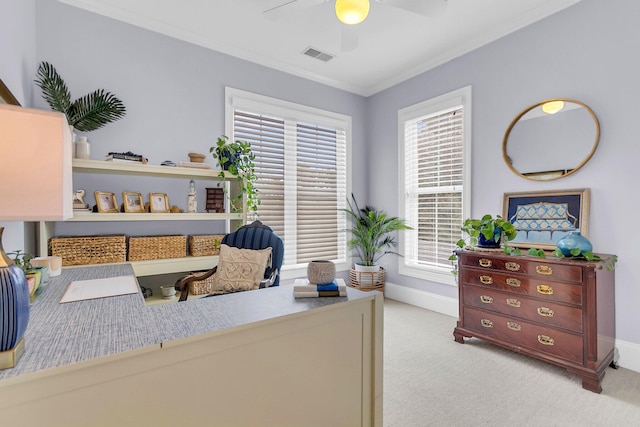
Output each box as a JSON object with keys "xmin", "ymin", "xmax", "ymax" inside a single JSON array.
[{"xmin": 0, "ymin": 264, "xmax": 373, "ymax": 380}]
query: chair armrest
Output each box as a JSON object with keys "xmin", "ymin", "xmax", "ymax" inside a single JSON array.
[
  {"xmin": 259, "ymin": 268, "xmax": 279, "ymax": 289},
  {"xmin": 174, "ymin": 266, "xmax": 218, "ymax": 301}
]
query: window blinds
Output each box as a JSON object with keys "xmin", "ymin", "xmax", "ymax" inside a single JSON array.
[
  {"xmin": 404, "ymin": 106, "xmax": 464, "ymax": 268},
  {"xmin": 233, "ymin": 109, "xmax": 347, "ymax": 267}
]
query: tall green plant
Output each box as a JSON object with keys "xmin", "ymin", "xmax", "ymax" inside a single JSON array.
[
  {"xmin": 342, "ymin": 194, "xmax": 412, "ymax": 267},
  {"xmin": 35, "ymin": 61, "xmax": 126, "ymax": 132}
]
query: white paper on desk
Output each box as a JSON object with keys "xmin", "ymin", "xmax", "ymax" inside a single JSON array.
[{"xmin": 60, "ymin": 275, "xmax": 138, "ymax": 303}]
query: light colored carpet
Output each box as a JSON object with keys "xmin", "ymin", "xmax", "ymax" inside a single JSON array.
[{"xmin": 383, "ymin": 299, "xmax": 640, "ymax": 427}]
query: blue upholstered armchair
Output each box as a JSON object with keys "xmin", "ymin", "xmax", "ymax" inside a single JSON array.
[{"xmin": 175, "ymin": 221, "xmax": 284, "ymax": 301}]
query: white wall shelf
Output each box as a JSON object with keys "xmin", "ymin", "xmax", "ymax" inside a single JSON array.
[
  {"xmin": 39, "ymin": 158, "xmax": 245, "ymax": 275},
  {"xmin": 67, "ymin": 212, "xmax": 242, "ymax": 222}
]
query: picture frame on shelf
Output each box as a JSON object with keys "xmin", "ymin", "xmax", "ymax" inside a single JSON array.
[
  {"xmin": 122, "ymin": 192, "xmax": 144, "ymax": 213},
  {"xmin": 502, "ymin": 188, "xmax": 590, "ymax": 250},
  {"xmin": 95, "ymin": 191, "xmax": 119, "ymax": 213},
  {"xmin": 150, "ymin": 193, "xmax": 170, "ymax": 213}
]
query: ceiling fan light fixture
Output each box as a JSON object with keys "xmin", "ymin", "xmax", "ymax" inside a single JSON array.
[{"xmin": 335, "ymin": 0, "xmax": 370, "ymax": 25}]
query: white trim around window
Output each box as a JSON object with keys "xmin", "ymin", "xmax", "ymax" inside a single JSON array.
[{"xmin": 397, "ymin": 86, "xmax": 472, "ymax": 286}]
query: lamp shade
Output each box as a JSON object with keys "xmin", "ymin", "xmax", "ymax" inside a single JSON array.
[
  {"xmin": 0, "ymin": 104, "xmax": 72, "ymax": 221},
  {"xmin": 335, "ymin": 0, "xmax": 370, "ymax": 25},
  {"xmin": 0, "ymin": 104, "xmax": 72, "ymax": 368}
]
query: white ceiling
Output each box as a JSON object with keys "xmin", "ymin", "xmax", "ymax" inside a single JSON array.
[{"xmin": 59, "ymin": 0, "xmax": 580, "ymax": 96}]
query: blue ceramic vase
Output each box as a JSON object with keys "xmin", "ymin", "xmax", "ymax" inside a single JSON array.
[
  {"xmin": 0, "ymin": 228, "xmax": 31, "ymax": 354},
  {"xmin": 556, "ymin": 231, "xmax": 592, "ymax": 256}
]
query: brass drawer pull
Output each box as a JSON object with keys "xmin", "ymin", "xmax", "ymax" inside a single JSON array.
[
  {"xmin": 506, "ymin": 278, "xmax": 521, "ymax": 287},
  {"xmin": 505, "ymin": 262, "xmax": 520, "ymax": 272},
  {"xmin": 537, "ymin": 307, "xmax": 554, "ymax": 317},
  {"xmin": 537, "ymin": 284, "xmax": 554, "ymax": 295},
  {"xmin": 480, "ymin": 295, "xmax": 494, "ymax": 304},
  {"xmin": 507, "ymin": 322, "xmax": 521, "ymax": 331},
  {"xmin": 480, "ymin": 275, "xmax": 494, "ymax": 285},
  {"xmin": 479, "ymin": 258, "xmax": 492, "ymax": 268},
  {"xmin": 538, "ymin": 335, "xmax": 555, "ymax": 346},
  {"xmin": 535, "ymin": 265, "xmax": 553, "ymax": 275},
  {"xmin": 481, "ymin": 319, "xmax": 494, "ymax": 328},
  {"xmin": 506, "ymin": 298, "xmax": 521, "ymax": 308}
]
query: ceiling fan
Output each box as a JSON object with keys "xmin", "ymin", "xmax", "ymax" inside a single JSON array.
[{"xmin": 263, "ymin": 0, "xmax": 448, "ymax": 52}]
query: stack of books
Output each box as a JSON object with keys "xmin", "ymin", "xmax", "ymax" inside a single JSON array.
[
  {"xmin": 293, "ymin": 280, "xmax": 347, "ymax": 298},
  {"xmin": 178, "ymin": 161, "xmax": 211, "ymax": 169},
  {"xmin": 105, "ymin": 152, "xmax": 148, "ymax": 164}
]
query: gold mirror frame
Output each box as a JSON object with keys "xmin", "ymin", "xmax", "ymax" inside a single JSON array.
[
  {"xmin": 0, "ymin": 78, "xmax": 20, "ymax": 106},
  {"xmin": 502, "ymin": 98, "xmax": 600, "ymax": 181}
]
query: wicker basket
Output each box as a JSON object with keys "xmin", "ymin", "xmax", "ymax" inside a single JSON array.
[
  {"xmin": 50, "ymin": 235, "xmax": 127, "ymax": 266},
  {"xmin": 128, "ymin": 235, "xmax": 186, "ymax": 261},
  {"xmin": 188, "ymin": 234, "xmax": 225, "ymax": 257},
  {"xmin": 188, "ymin": 271, "xmax": 220, "ymax": 295},
  {"xmin": 349, "ymin": 267, "xmax": 385, "ymax": 295}
]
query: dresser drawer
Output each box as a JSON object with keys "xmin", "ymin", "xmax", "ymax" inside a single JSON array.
[
  {"xmin": 459, "ymin": 268, "xmax": 582, "ymax": 306},
  {"xmin": 463, "ymin": 285, "xmax": 583, "ymax": 333},
  {"xmin": 460, "ymin": 253, "xmax": 583, "ymax": 283},
  {"xmin": 462, "ymin": 307, "xmax": 583, "ymax": 364}
]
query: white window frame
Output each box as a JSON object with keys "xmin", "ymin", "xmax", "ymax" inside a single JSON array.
[
  {"xmin": 225, "ymin": 87, "xmax": 352, "ymax": 280},
  {"xmin": 398, "ymin": 86, "xmax": 471, "ymax": 286}
]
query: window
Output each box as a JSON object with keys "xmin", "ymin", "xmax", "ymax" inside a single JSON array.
[
  {"xmin": 398, "ymin": 87, "xmax": 471, "ymax": 285},
  {"xmin": 226, "ymin": 88, "xmax": 351, "ymax": 277}
]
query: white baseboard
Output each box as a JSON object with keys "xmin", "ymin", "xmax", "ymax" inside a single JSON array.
[
  {"xmin": 384, "ymin": 282, "xmax": 458, "ymax": 318},
  {"xmin": 615, "ymin": 339, "xmax": 640, "ymax": 373},
  {"xmin": 384, "ymin": 282, "xmax": 640, "ymax": 374}
]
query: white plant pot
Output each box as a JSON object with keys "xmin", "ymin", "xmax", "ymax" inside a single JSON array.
[{"xmin": 354, "ymin": 263, "xmax": 380, "ymax": 273}]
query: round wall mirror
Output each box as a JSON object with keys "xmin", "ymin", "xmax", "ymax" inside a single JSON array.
[{"xmin": 502, "ymin": 99, "xmax": 600, "ymax": 181}]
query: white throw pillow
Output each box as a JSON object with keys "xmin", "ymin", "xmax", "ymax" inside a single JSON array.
[{"xmin": 211, "ymin": 244, "xmax": 272, "ymax": 293}]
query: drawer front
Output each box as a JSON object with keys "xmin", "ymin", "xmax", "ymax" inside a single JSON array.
[
  {"xmin": 463, "ymin": 285, "xmax": 583, "ymax": 333},
  {"xmin": 462, "ymin": 307, "xmax": 583, "ymax": 364},
  {"xmin": 460, "ymin": 254, "xmax": 583, "ymax": 283},
  {"xmin": 460, "ymin": 268, "xmax": 582, "ymax": 306}
]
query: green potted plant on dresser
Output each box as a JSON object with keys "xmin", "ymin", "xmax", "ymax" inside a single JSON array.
[{"xmin": 458, "ymin": 214, "xmax": 517, "ymax": 249}]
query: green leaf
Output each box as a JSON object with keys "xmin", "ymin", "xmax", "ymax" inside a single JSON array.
[
  {"xmin": 34, "ymin": 62, "xmax": 71, "ymax": 113},
  {"xmin": 67, "ymin": 89, "xmax": 126, "ymax": 132}
]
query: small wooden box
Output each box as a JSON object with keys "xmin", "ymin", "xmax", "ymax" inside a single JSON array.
[{"xmin": 205, "ymin": 187, "xmax": 224, "ymax": 213}]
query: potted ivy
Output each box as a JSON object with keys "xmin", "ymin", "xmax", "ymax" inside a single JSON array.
[
  {"xmin": 210, "ymin": 135, "xmax": 260, "ymax": 216},
  {"xmin": 342, "ymin": 194, "xmax": 412, "ymax": 272},
  {"xmin": 458, "ymin": 214, "xmax": 517, "ymax": 249},
  {"xmin": 8, "ymin": 250, "xmax": 43, "ymax": 299}
]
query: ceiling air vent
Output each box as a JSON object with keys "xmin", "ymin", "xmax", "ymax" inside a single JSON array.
[{"xmin": 302, "ymin": 46, "xmax": 334, "ymax": 62}]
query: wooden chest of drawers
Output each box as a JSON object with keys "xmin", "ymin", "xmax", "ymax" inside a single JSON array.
[{"xmin": 453, "ymin": 249, "xmax": 616, "ymax": 393}]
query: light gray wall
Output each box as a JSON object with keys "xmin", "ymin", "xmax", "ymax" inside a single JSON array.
[
  {"xmin": 0, "ymin": 0, "xmax": 37, "ymax": 254},
  {"xmin": 368, "ymin": 0, "xmax": 640, "ymax": 345},
  {"xmin": 33, "ymin": 0, "xmax": 367, "ymax": 237}
]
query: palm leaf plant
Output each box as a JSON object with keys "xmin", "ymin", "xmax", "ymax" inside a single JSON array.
[
  {"xmin": 35, "ymin": 61, "xmax": 126, "ymax": 132},
  {"xmin": 342, "ymin": 194, "xmax": 412, "ymax": 267}
]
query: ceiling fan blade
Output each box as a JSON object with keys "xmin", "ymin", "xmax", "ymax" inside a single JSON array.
[
  {"xmin": 263, "ymin": 0, "xmax": 330, "ymax": 21},
  {"xmin": 341, "ymin": 25, "xmax": 359, "ymax": 52},
  {"xmin": 375, "ymin": 0, "xmax": 447, "ymax": 17}
]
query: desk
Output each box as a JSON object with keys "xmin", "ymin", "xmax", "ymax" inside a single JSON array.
[{"xmin": 0, "ymin": 265, "xmax": 382, "ymax": 426}]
